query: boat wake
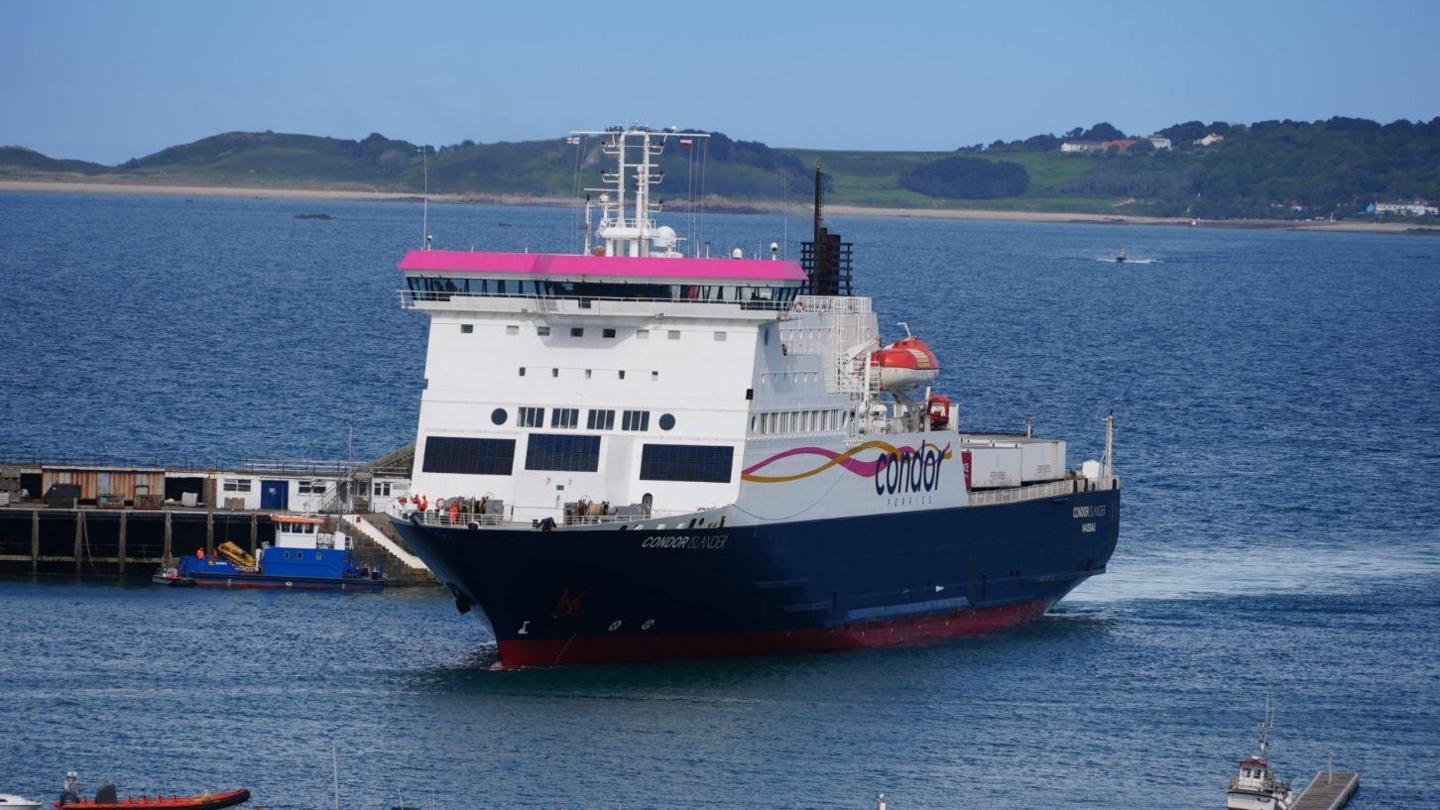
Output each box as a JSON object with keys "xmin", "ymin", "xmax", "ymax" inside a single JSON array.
[{"xmin": 1096, "ymin": 256, "xmax": 1160, "ymax": 264}]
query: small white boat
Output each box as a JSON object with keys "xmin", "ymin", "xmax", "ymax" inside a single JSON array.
[
  {"xmin": 0, "ymin": 795, "xmax": 44, "ymax": 810},
  {"xmin": 1227, "ymin": 703, "xmax": 1294, "ymax": 810}
]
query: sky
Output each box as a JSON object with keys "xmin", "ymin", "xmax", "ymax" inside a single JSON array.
[{"xmin": 3, "ymin": 0, "xmax": 1439, "ymax": 165}]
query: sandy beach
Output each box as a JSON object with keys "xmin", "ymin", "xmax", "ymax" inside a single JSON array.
[{"xmin": 3, "ymin": 178, "xmax": 1435, "ymax": 235}]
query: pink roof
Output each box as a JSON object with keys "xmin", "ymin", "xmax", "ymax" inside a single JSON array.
[{"xmin": 397, "ymin": 250, "xmax": 806, "ymax": 283}]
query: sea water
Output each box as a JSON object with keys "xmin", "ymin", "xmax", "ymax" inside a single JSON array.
[{"xmin": 1, "ymin": 192, "xmax": 1437, "ymax": 808}]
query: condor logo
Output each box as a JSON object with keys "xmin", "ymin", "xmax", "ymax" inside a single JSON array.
[{"xmin": 874, "ymin": 443, "xmax": 947, "ymax": 495}]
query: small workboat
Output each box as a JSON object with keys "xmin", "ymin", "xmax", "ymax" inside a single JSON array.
[
  {"xmin": 55, "ymin": 788, "xmax": 250, "ymax": 810},
  {"xmin": 1114, "ymin": 248, "xmax": 1127, "ymax": 262},
  {"xmin": 1227, "ymin": 703, "xmax": 1293, "ymax": 810},
  {"xmin": 157, "ymin": 514, "xmax": 384, "ymax": 591},
  {"xmin": 0, "ymin": 794, "xmax": 43, "ymax": 810}
]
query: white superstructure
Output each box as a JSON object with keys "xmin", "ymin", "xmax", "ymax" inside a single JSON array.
[{"xmin": 397, "ymin": 128, "xmax": 1104, "ymax": 531}]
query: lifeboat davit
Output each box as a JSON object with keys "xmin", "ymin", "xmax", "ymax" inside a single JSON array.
[{"xmin": 869, "ymin": 336, "xmax": 939, "ymax": 391}]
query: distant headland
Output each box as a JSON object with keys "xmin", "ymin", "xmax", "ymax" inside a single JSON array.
[{"xmin": 3, "ymin": 117, "xmax": 1438, "ymax": 232}]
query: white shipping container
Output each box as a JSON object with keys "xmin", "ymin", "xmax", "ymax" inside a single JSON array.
[
  {"xmin": 1020, "ymin": 440, "xmax": 1066, "ymax": 482},
  {"xmin": 965, "ymin": 445, "xmax": 1022, "ymax": 489}
]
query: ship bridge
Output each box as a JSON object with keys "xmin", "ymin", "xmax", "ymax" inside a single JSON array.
[{"xmin": 399, "ymin": 250, "xmax": 805, "ymax": 323}]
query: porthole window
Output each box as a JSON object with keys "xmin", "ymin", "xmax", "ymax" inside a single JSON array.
[
  {"xmin": 659, "ymin": 413, "xmax": 676, "ymax": 431},
  {"xmin": 491, "ymin": 408, "xmax": 508, "ymax": 425}
]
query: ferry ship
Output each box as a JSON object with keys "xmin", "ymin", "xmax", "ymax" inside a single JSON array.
[{"xmin": 389, "ymin": 127, "xmax": 1120, "ymax": 666}]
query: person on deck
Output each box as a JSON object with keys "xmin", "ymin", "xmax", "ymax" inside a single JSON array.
[{"xmin": 59, "ymin": 770, "xmax": 84, "ymax": 804}]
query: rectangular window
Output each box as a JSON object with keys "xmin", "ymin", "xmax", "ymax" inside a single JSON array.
[
  {"xmin": 667, "ymin": 330, "xmax": 681, "ymax": 340},
  {"xmin": 570, "ymin": 327, "xmax": 584, "ymax": 337},
  {"xmin": 714, "ymin": 331, "xmax": 726, "ymax": 341},
  {"xmin": 298, "ymin": 480, "xmax": 326, "ymax": 495},
  {"xmin": 640, "ymin": 444, "xmax": 734, "ymax": 483},
  {"xmin": 587, "ymin": 409, "xmax": 616, "ymax": 430},
  {"xmin": 622, "ymin": 410, "xmax": 650, "ymax": 431},
  {"xmin": 537, "ymin": 326, "xmax": 551, "ymax": 336},
  {"xmin": 637, "ymin": 329, "xmax": 650, "ymax": 339},
  {"xmin": 422, "ymin": 437, "xmax": 516, "ymax": 475},
  {"xmin": 603, "ymin": 328, "xmax": 616, "ymax": 338},
  {"xmin": 551, "ymin": 407, "xmax": 579, "ymax": 429},
  {"xmin": 461, "ymin": 324, "xmax": 474, "ymax": 334},
  {"xmin": 506, "ymin": 325, "xmax": 519, "ymax": 335},
  {"xmin": 372, "ymin": 481, "xmax": 392, "ymax": 497},
  {"xmin": 223, "ymin": 478, "xmax": 252, "ymax": 493},
  {"xmin": 525, "ymin": 434, "xmax": 601, "ymax": 472},
  {"xmin": 518, "ymin": 407, "xmax": 544, "ymax": 427}
]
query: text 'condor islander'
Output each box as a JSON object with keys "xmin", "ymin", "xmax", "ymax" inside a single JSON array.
[{"xmin": 388, "ymin": 126, "xmax": 1120, "ymax": 667}]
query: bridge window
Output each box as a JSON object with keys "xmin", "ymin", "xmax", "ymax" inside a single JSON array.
[
  {"xmin": 518, "ymin": 407, "xmax": 544, "ymax": 427},
  {"xmin": 622, "ymin": 410, "xmax": 650, "ymax": 431},
  {"xmin": 525, "ymin": 434, "xmax": 601, "ymax": 472},
  {"xmin": 640, "ymin": 444, "xmax": 734, "ymax": 483},
  {"xmin": 587, "ymin": 409, "xmax": 616, "ymax": 430},
  {"xmin": 551, "ymin": 408, "xmax": 579, "ymax": 429},
  {"xmin": 422, "ymin": 437, "xmax": 516, "ymax": 476}
]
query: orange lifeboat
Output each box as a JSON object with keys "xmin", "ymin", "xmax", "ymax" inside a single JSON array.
[{"xmin": 869, "ymin": 335, "xmax": 939, "ymax": 391}]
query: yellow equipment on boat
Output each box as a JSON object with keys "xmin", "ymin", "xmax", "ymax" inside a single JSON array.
[{"xmin": 216, "ymin": 541, "xmax": 257, "ymax": 570}]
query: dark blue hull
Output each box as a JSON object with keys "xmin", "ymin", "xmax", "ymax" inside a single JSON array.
[{"xmin": 391, "ymin": 487, "xmax": 1119, "ymax": 666}]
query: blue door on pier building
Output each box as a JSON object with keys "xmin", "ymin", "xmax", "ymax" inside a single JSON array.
[{"xmin": 261, "ymin": 480, "xmax": 289, "ymax": 510}]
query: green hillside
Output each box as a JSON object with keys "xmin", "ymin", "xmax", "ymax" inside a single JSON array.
[
  {"xmin": 0, "ymin": 146, "xmax": 109, "ymax": 176},
  {"xmin": 4, "ymin": 117, "xmax": 1439, "ymax": 220}
]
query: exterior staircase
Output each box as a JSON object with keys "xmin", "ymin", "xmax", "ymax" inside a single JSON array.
[{"xmin": 341, "ymin": 513, "xmax": 434, "ymax": 585}]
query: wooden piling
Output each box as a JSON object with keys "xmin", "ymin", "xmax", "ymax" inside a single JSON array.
[
  {"xmin": 74, "ymin": 510, "xmax": 83, "ymax": 574},
  {"xmin": 163, "ymin": 510, "xmax": 173, "ymax": 566},
  {"xmin": 249, "ymin": 513, "xmax": 258, "ymax": 553},
  {"xmin": 30, "ymin": 509, "xmax": 39, "ymax": 573},
  {"xmin": 117, "ymin": 510, "xmax": 127, "ymax": 574},
  {"xmin": 206, "ymin": 510, "xmax": 215, "ymax": 555}
]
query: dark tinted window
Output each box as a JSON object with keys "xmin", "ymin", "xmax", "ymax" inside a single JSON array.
[
  {"xmin": 587, "ymin": 409, "xmax": 616, "ymax": 430},
  {"xmin": 640, "ymin": 444, "xmax": 733, "ymax": 483},
  {"xmin": 422, "ymin": 437, "xmax": 516, "ymax": 475},
  {"xmin": 525, "ymin": 434, "xmax": 601, "ymax": 472},
  {"xmin": 622, "ymin": 410, "xmax": 650, "ymax": 431},
  {"xmin": 658, "ymin": 413, "xmax": 675, "ymax": 431}
]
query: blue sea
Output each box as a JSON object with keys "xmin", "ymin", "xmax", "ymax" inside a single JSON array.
[{"xmin": 1, "ymin": 191, "xmax": 1438, "ymax": 808}]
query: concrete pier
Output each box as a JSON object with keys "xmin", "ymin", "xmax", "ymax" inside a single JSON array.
[{"xmin": 0, "ymin": 505, "xmax": 431, "ymax": 583}]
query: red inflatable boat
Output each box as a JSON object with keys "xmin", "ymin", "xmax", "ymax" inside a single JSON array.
[{"xmin": 55, "ymin": 789, "xmax": 250, "ymax": 810}]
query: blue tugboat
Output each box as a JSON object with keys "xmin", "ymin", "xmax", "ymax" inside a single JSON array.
[{"xmin": 155, "ymin": 514, "xmax": 385, "ymax": 591}]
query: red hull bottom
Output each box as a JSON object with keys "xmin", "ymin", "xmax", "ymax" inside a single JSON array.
[{"xmin": 496, "ymin": 598, "xmax": 1054, "ymax": 667}]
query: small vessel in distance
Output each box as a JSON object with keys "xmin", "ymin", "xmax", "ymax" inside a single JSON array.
[
  {"xmin": 156, "ymin": 515, "xmax": 384, "ymax": 591},
  {"xmin": 1227, "ymin": 704, "xmax": 1294, "ymax": 810},
  {"xmin": 56, "ymin": 789, "xmax": 251, "ymax": 810},
  {"xmin": 0, "ymin": 794, "xmax": 42, "ymax": 809},
  {"xmin": 1114, "ymin": 248, "xmax": 1127, "ymax": 262}
]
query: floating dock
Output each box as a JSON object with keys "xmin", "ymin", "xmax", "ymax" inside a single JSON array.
[{"xmin": 1292, "ymin": 770, "xmax": 1360, "ymax": 810}]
